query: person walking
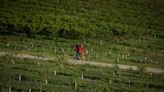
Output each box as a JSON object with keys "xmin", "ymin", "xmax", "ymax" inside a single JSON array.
[
  {"xmin": 74, "ymin": 44, "xmax": 81, "ymax": 60},
  {"xmin": 74, "ymin": 44, "xmax": 84, "ymax": 60},
  {"xmin": 79, "ymin": 45, "xmax": 84, "ymax": 59}
]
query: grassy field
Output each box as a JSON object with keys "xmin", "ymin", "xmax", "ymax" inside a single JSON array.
[
  {"xmin": 0, "ymin": 0, "xmax": 164, "ymax": 91},
  {"xmin": 0, "ymin": 56, "xmax": 164, "ymax": 92},
  {"xmin": 0, "ymin": 35, "xmax": 163, "ymax": 68},
  {"xmin": 0, "ymin": 0, "xmax": 163, "ymax": 66}
]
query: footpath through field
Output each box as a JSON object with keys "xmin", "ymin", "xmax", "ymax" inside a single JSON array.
[{"xmin": 0, "ymin": 51, "xmax": 163, "ymax": 74}]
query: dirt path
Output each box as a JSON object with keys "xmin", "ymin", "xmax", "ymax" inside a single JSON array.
[
  {"xmin": 0, "ymin": 51, "xmax": 163, "ymax": 74},
  {"xmin": 68, "ymin": 59, "xmax": 164, "ymax": 73}
]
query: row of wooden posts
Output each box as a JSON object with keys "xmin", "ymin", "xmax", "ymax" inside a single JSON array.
[
  {"xmin": 9, "ymin": 72, "xmax": 133, "ymax": 92},
  {"xmin": 8, "ymin": 58, "xmax": 155, "ymax": 92}
]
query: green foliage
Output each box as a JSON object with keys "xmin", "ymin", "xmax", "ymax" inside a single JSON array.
[
  {"xmin": 0, "ymin": 0, "xmax": 163, "ymax": 40},
  {"xmin": 0, "ymin": 56, "xmax": 164, "ymax": 92},
  {"xmin": 0, "ymin": 0, "xmax": 164, "ymax": 91}
]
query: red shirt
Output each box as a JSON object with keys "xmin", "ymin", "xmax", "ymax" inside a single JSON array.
[{"xmin": 79, "ymin": 47, "xmax": 84, "ymax": 54}]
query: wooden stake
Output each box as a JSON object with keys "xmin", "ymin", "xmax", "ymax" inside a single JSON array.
[
  {"xmin": 9, "ymin": 87, "xmax": 11, "ymax": 92},
  {"xmin": 24, "ymin": 45, "xmax": 27, "ymax": 49},
  {"xmin": 54, "ymin": 49, "xmax": 56, "ymax": 54},
  {"xmin": 144, "ymin": 56, "xmax": 147, "ymax": 61},
  {"xmin": 67, "ymin": 48, "xmax": 70, "ymax": 51},
  {"xmin": 12, "ymin": 60, "xmax": 15, "ymax": 65},
  {"xmin": 109, "ymin": 50, "xmax": 112, "ymax": 54},
  {"xmin": 40, "ymin": 88, "xmax": 42, "ymax": 92},
  {"xmin": 154, "ymin": 34, "xmax": 156, "ymax": 38},
  {"xmin": 109, "ymin": 80, "xmax": 112, "ymax": 84},
  {"xmin": 45, "ymin": 79, "xmax": 48, "ymax": 84},
  {"xmin": 42, "ymin": 47, "xmax": 45, "ymax": 51},
  {"xmin": 100, "ymin": 40, "xmax": 103, "ymax": 46},
  {"xmin": 54, "ymin": 70, "xmax": 56, "ymax": 76},
  {"xmin": 21, "ymin": 55, "xmax": 23, "ymax": 60},
  {"xmin": 86, "ymin": 50, "xmax": 88, "ymax": 54},
  {"xmin": 156, "ymin": 61, "xmax": 159, "ymax": 64},
  {"xmin": 60, "ymin": 65, "xmax": 63, "ymax": 69},
  {"xmin": 91, "ymin": 48, "xmax": 93, "ymax": 51},
  {"xmin": 74, "ymin": 83, "xmax": 77, "ymax": 89},
  {"xmin": 19, "ymin": 74, "xmax": 21, "ymax": 81},
  {"xmin": 128, "ymin": 80, "xmax": 131, "ymax": 85},
  {"xmin": 104, "ymin": 53, "xmax": 107, "ymax": 56},
  {"xmin": 122, "ymin": 55, "xmax": 124, "ymax": 59},
  {"xmin": 62, "ymin": 48, "xmax": 64, "ymax": 52},
  {"xmin": 125, "ymin": 54, "xmax": 127, "ymax": 58},
  {"xmin": 38, "ymin": 62, "xmax": 40, "ymax": 67},
  {"xmin": 88, "ymin": 54, "xmax": 91, "ymax": 58},
  {"xmin": 29, "ymin": 88, "xmax": 31, "ymax": 92},
  {"xmin": 7, "ymin": 43, "xmax": 9, "ymax": 47},
  {"xmin": 81, "ymin": 75, "xmax": 83, "ymax": 80}
]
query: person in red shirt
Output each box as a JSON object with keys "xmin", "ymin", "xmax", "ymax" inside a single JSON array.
[
  {"xmin": 79, "ymin": 45, "xmax": 84, "ymax": 59},
  {"xmin": 74, "ymin": 44, "xmax": 84, "ymax": 60}
]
